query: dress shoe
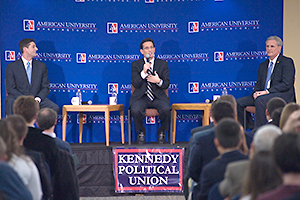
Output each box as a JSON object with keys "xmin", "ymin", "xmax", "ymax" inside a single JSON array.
[
  {"xmin": 157, "ymin": 131, "xmax": 165, "ymax": 144},
  {"xmin": 137, "ymin": 132, "xmax": 145, "ymax": 145}
]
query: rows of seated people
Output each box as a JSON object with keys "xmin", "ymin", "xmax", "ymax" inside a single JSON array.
[
  {"xmin": 0, "ymin": 95, "xmax": 79, "ymax": 200},
  {"xmin": 186, "ymin": 95, "xmax": 300, "ymax": 200}
]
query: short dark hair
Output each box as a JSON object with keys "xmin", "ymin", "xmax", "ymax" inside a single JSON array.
[
  {"xmin": 211, "ymin": 101, "xmax": 235, "ymax": 123},
  {"xmin": 19, "ymin": 38, "xmax": 35, "ymax": 53},
  {"xmin": 215, "ymin": 118, "xmax": 241, "ymax": 148},
  {"xmin": 13, "ymin": 96, "xmax": 39, "ymax": 123},
  {"xmin": 267, "ymin": 97, "xmax": 286, "ymax": 116},
  {"xmin": 5, "ymin": 115, "xmax": 28, "ymax": 141},
  {"xmin": 140, "ymin": 38, "xmax": 155, "ymax": 49},
  {"xmin": 273, "ymin": 133, "xmax": 300, "ymax": 173},
  {"xmin": 37, "ymin": 108, "xmax": 57, "ymax": 130}
]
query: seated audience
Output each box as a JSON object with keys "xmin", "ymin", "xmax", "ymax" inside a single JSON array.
[
  {"xmin": 279, "ymin": 102, "xmax": 300, "ymax": 129},
  {"xmin": 257, "ymin": 133, "xmax": 300, "ymax": 200},
  {"xmin": 13, "ymin": 95, "xmax": 60, "ymax": 177},
  {"xmin": 0, "ymin": 136, "xmax": 33, "ymax": 200},
  {"xmin": 282, "ymin": 110, "xmax": 300, "ymax": 134},
  {"xmin": 188, "ymin": 99, "xmax": 253, "ymax": 200},
  {"xmin": 219, "ymin": 124, "xmax": 282, "ymax": 199},
  {"xmin": 0, "ymin": 119, "xmax": 42, "ymax": 200},
  {"xmin": 270, "ymin": 107, "xmax": 284, "ymax": 127},
  {"xmin": 6, "ymin": 115, "xmax": 53, "ymax": 200},
  {"xmin": 197, "ymin": 118, "xmax": 248, "ymax": 200},
  {"xmin": 37, "ymin": 108, "xmax": 72, "ymax": 154},
  {"xmin": 251, "ymin": 97, "xmax": 286, "ymax": 133},
  {"xmin": 240, "ymin": 151, "xmax": 282, "ymax": 200}
]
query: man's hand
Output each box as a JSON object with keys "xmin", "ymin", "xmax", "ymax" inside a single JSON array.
[
  {"xmin": 253, "ymin": 90, "xmax": 268, "ymax": 99},
  {"xmin": 143, "ymin": 62, "xmax": 151, "ymax": 74},
  {"xmin": 146, "ymin": 71, "xmax": 160, "ymax": 84}
]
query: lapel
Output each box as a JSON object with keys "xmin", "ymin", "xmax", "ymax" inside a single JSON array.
[
  {"xmin": 270, "ymin": 54, "xmax": 281, "ymax": 80},
  {"xmin": 153, "ymin": 58, "xmax": 157, "ymax": 72},
  {"xmin": 31, "ymin": 59, "xmax": 37, "ymax": 86}
]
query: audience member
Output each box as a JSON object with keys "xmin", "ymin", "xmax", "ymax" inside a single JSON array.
[
  {"xmin": 6, "ymin": 114, "xmax": 53, "ymax": 200},
  {"xmin": 251, "ymin": 97, "xmax": 286, "ymax": 133},
  {"xmin": 37, "ymin": 108, "xmax": 72, "ymax": 154},
  {"xmin": 270, "ymin": 107, "xmax": 284, "ymax": 127},
  {"xmin": 282, "ymin": 110, "xmax": 300, "ymax": 134},
  {"xmin": 0, "ymin": 120, "xmax": 42, "ymax": 200},
  {"xmin": 279, "ymin": 102, "xmax": 300, "ymax": 129},
  {"xmin": 219, "ymin": 124, "xmax": 282, "ymax": 199},
  {"xmin": 188, "ymin": 100, "xmax": 253, "ymax": 200},
  {"xmin": 257, "ymin": 134, "xmax": 300, "ymax": 200},
  {"xmin": 240, "ymin": 151, "xmax": 282, "ymax": 200},
  {"xmin": 197, "ymin": 118, "xmax": 248, "ymax": 200},
  {"xmin": 13, "ymin": 95, "xmax": 60, "ymax": 177}
]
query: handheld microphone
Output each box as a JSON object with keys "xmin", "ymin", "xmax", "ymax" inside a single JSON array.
[
  {"xmin": 146, "ymin": 54, "xmax": 150, "ymax": 63},
  {"xmin": 145, "ymin": 54, "xmax": 153, "ymax": 75}
]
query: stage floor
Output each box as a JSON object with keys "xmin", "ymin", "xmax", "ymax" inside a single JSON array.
[{"xmin": 71, "ymin": 142, "xmax": 188, "ymax": 197}]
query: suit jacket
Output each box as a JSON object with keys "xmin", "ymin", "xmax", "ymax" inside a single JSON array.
[
  {"xmin": 197, "ymin": 150, "xmax": 248, "ymax": 200},
  {"xmin": 130, "ymin": 58, "xmax": 170, "ymax": 105},
  {"xmin": 6, "ymin": 58, "xmax": 50, "ymax": 100},
  {"xmin": 218, "ymin": 160, "xmax": 250, "ymax": 198},
  {"xmin": 24, "ymin": 127, "xmax": 60, "ymax": 177},
  {"xmin": 253, "ymin": 54, "xmax": 295, "ymax": 103}
]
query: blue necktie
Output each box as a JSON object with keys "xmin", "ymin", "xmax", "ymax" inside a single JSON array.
[
  {"xmin": 264, "ymin": 61, "xmax": 274, "ymax": 90},
  {"xmin": 26, "ymin": 62, "xmax": 31, "ymax": 84}
]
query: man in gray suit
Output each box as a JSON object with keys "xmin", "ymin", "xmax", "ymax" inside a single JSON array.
[
  {"xmin": 218, "ymin": 124, "xmax": 282, "ymax": 199},
  {"xmin": 5, "ymin": 38, "xmax": 59, "ymax": 115}
]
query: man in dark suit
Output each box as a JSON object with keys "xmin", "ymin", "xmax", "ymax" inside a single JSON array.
[
  {"xmin": 5, "ymin": 38, "xmax": 59, "ymax": 116},
  {"xmin": 130, "ymin": 38, "xmax": 171, "ymax": 144},
  {"xmin": 197, "ymin": 118, "xmax": 248, "ymax": 200},
  {"xmin": 237, "ymin": 36, "xmax": 295, "ymax": 129},
  {"xmin": 37, "ymin": 108, "xmax": 73, "ymax": 154}
]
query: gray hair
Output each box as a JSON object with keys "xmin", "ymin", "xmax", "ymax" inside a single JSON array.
[
  {"xmin": 253, "ymin": 124, "xmax": 282, "ymax": 152},
  {"xmin": 266, "ymin": 36, "xmax": 283, "ymax": 47}
]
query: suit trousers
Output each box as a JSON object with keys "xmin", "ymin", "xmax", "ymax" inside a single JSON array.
[
  {"xmin": 5, "ymin": 96, "xmax": 60, "ymax": 116},
  {"xmin": 237, "ymin": 93, "xmax": 280, "ymax": 129},
  {"xmin": 130, "ymin": 94, "xmax": 171, "ymax": 134}
]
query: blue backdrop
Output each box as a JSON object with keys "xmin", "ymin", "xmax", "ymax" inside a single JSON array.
[{"xmin": 0, "ymin": 0, "xmax": 283, "ymax": 143}]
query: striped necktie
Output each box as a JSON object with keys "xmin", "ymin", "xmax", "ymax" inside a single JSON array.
[
  {"xmin": 146, "ymin": 64, "xmax": 154, "ymax": 101},
  {"xmin": 26, "ymin": 61, "xmax": 31, "ymax": 84}
]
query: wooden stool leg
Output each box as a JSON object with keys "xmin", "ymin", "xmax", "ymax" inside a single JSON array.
[{"xmin": 79, "ymin": 112, "xmax": 83, "ymax": 143}]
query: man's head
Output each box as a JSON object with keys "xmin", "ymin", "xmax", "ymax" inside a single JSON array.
[
  {"xmin": 273, "ymin": 133, "xmax": 300, "ymax": 173},
  {"xmin": 214, "ymin": 118, "xmax": 242, "ymax": 150},
  {"xmin": 251, "ymin": 124, "xmax": 282, "ymax": 157},
  {"xmin": 5, "ymin": 115, "xmax": 28, "ymax": 142},
  {"xmin": 36, "ymin": 108, "xmax": 57, "ymax": 130},
  {"xmin": 266, "ymin": 36, "xmax": 282, "ymax": 60},
  {"xmin": 140, "ymin": 38, "xmax": 155, "ymax": 60},
  {"xmin": 218, "ymin": 95, "xmax": 237, "ymax": 115},
  {"xmin": 13, "ymin": 95, "xmax": 39, "ymax": 124},
  {"xmin": 19, "ymin": 38, "xmax": 38, "ymax": 59},
  {"xmin": 211, "ymin": 101, "xmax": 235, "ymax": 124},
  {"xmin": 266, "ymin": 97, "xmax": 286, "ymax": 120}
]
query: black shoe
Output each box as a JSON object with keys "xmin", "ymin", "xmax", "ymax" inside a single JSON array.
[
  {"xmin": 157, "ymin": 132, "xmax": 165, "ymax": 144},
  {"xmin": 137, "ymin": 132, "xmax": 145, "ymax": 145}
]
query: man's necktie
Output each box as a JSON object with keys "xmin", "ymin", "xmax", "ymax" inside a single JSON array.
[
  {"xmin": 146, "ymin": 65, "xmax": 154, "ymax": 101},
  {"xmin": 26, "ymin": 62, "xmax": 31, "ymax": 84},
  {"xmin": 264, "ymin": 61, "xmax": 274, "ymax": 90}
]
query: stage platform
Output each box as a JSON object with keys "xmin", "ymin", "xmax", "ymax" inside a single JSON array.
[{"xmin": 71, "ymin": 142, "xmax": 188, "ymax": 197}]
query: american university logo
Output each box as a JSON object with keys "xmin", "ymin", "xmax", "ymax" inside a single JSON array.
[
  {"xmin": 23, "ymin": 19, "xmax": 35, "ymax": 31},
  {"xmin": 107, "ymin": 22, "xmax": 118, "ymax": 34},
  {"xmin": 108, "ymin": 83, "xmax": 118, "ymax": 94},
  {"xmin": 5, "ymin": 51, "xmax": 15, "ymax": 61},
  {"xmin": 214, "ymin": 51, "xmax": 224, "ymax": 62},
  {"xmin": 188, "ymin": 82, "xmax": 199, "ymax": 93},
  {"xmin": 188, "ymin": 21, "xmax": 199, "ymax": 33},
  {"xmin": 76, "ymin": 53, "xmax": 86, "ymax": 63},
  {"xmin": 146, "ymin": 116, "xmax": 156, "ymax": 124}
]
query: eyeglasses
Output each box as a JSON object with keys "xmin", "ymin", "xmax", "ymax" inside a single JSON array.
[{"xmin": 143, "ymin": 46, "xmax": 154, "ymax": 51}]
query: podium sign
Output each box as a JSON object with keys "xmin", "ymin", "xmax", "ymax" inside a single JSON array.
[{"xmin": 113, "ymin": 148, "xmax": 184, "ymax": 193}]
